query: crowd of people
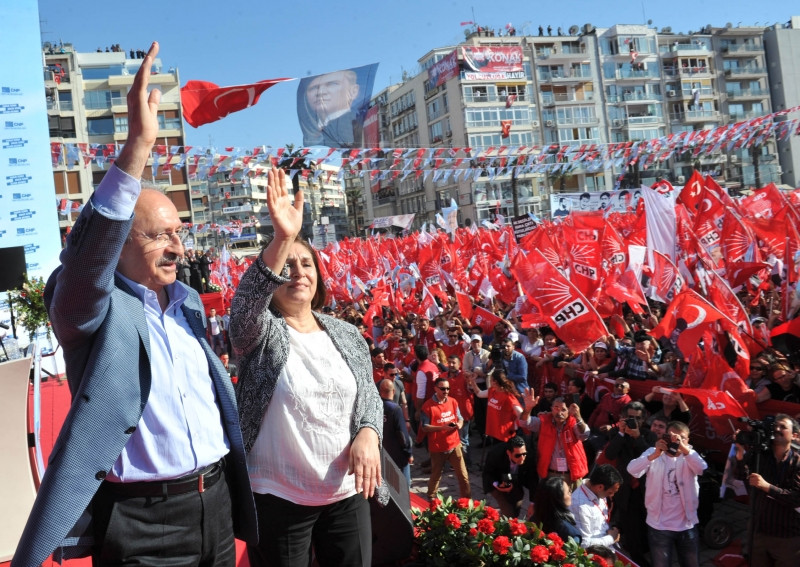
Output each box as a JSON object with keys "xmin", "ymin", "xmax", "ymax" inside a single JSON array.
[{"xmin": 13, "ymin": 41, "xmax": 800, "ymax": 567}]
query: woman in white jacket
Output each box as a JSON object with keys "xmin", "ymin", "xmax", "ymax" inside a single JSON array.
[{"xmin": 627, "ymin": 421, "xmax": 707, "ymax": 567}]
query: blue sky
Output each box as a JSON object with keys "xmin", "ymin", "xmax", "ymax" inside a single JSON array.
[{"xmin": 37, "ymin": 0, "xmax": 793, "ymax": 151}]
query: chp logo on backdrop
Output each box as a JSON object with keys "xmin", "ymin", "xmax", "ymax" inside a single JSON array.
[
  {"xmin": 2, "ymin": 137, "xmax": 27, "ymax": 149},
  {"xmin": 17, "ymin": 226, "xmax": 37, "ymax": 237},
  {"xmin": 4, "ymin": 120, "xmax": 24, "ymax": 130},
  {"xmin": 12, "ymin": 192, "xmax": 34, "ymax": 201},
  {"xmin": 7, "ymin": 157, "xmax": 29, "ymax": 167},
  {"xmin": 1, "ymin": 86, "xmax": 23, "ymax": 96},
  {"xmin": 26, "ymin": 262, "xmax": 40, "ymax": 271}
]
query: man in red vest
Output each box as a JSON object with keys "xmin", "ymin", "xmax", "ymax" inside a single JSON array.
[
  {"xmin": 520, "ymin": 392, "xmax": 589, "ymax": 488},
  {"xmin": 420, "ymin": 377, "xmax": 471, "ymax": 501}
]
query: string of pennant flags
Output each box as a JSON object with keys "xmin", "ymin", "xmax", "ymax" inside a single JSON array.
[{"xmin": 54, "ymin": 105, "xmax": 800, "ymax": 221}]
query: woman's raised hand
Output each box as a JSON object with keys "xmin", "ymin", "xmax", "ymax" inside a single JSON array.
[{"xmin": 266, "ymin": 167, "xmax": 304, "ymax": 241}]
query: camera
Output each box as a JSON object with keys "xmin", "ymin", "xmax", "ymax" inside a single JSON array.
[
  {"xmin": 662, "ymin": 434, "xmax": 680, "ymax": 456},
  {"xmin": 624, "ymin": 417, "xmax": 639, "ymax": 430},
  {"xmin": 735, "ymin": 416, "xmax": 776, "ymax": 450},
  {"xmin": 499, "ymin": 473, "xmax": 512, "ymax": 488}
]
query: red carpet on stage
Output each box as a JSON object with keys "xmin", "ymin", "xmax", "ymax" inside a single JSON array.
[{"xmin": 0, "ymin": 380, "xmax": 249, "ymax": 567}]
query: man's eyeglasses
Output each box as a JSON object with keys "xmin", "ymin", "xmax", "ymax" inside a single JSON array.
[
  {"xmin": 512, "ymin": 452, "xmax": 527, "ymax": 458},
  {"xmin": 437, "ymin": 386, "xmax": 450, "ymax": 391},
  {"xmin": 135, "ymin": 227, "xmax": 188, "ymax": 246},
  {"xmin": 614, "ymin": 383, "xmax": 628, "ymax": 389},
  {"xmin": 387, "ymin": 372, "xmax": 400, "ymax": 377}
]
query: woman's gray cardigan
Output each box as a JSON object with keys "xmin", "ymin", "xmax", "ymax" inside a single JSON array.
[{"xmin": 230, "ymin": 255, "xmax": 382, "ymax": 454}]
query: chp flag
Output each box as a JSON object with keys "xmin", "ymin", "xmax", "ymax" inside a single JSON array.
[{"xmin": 510, "ymin": 248, "xmax": 608, "ymax": 352}]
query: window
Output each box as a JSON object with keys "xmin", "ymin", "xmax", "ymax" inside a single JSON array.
[
  {"xmin": 114, "ymin": 115, "xmax": 128, "ymax": 133},
  {"xmin": 84, "ymin": 90, "xmax": 122, "ymax": 110},
  {"xmin": 49, "ymin": 115, "xmax": 76, "ymax": 138},
  {"xmin": 87, "ymin": 117, "xmax": 114, "ymax": 136},
  {"xmin": 82, "ymin": 65, "xmax": 125, "ymax": 80}
]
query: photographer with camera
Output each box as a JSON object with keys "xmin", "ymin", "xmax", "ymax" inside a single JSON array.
[
  {"xmin": 481, "ymin": 436, "xmax": 538, "ymax": 518},
  {"xmin": 732, "ymin": 414, "xmax": 800, "ymax": 567},
  {"xmin": 605, "ymin": 401, "xmax": 657, "ymax": 567},
  {"xmin": 627, "ymin": 421, "xmax": 707, "ymax": 567}
]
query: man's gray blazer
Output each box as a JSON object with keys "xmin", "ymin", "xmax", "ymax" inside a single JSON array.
[{"xmin": 11, "ymin": 196, "xmax": 256, "ymax": 567}]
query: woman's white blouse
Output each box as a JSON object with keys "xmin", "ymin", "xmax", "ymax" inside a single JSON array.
[{"xmin": 247, "ymin": 326, "xmax": 358, "ymax": 505}]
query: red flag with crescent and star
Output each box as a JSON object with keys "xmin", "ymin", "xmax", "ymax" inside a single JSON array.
[{"xmin": 181, "ymin": 78, "xmax": 292, "ymax": 128}]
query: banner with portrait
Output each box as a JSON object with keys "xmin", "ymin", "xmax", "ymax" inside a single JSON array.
[
  {"xmin": 427, "ymin": 49, "xmax": 459, "ymax": 88},
  {"xmin": 461, "ymin": 46, "xmax": 523, "ymax": 81},
  {"xmin": 296, "ymin": 63, "xmax": 378, "ymax": 148},
  {"xmin": 549, "ymin": 190, "xmax": 644, "ymax": 217}
]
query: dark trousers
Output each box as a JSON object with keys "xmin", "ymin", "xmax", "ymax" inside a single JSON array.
[
  {"xmin": 248, "ymin": 492, "xmax": 371, "ymax": 567},
  {"xmin": 91, "ymin": 468, "xmax": 235, "ymax": 566}
]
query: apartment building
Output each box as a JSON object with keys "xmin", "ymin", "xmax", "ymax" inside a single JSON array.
[
  {"xmin": 764, "ymin": 16, "xmax": 800, "ymax": 188},
  {"xmin": 44, "ymin": 43, "xmax": 190, "ymax": 241},
  {"xmin": 365, "ymin": 20, "xmax": 792, "ymax": 227}
]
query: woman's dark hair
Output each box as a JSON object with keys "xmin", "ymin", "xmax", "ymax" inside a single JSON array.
[
  {"xmin": 532, "ymin": 476, "xmax": 575, "ymax": 534},
  {"xmin": 263, "ymin": 234, "xmax": 327, "ymax": 310},
  {"xmin": 490, "ymin": 368, "xmax": 516, "ymax": 396}
]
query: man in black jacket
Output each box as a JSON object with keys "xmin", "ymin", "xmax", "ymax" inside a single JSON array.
[
  {"xmin": 379, "ymin": 379, "xmax": 413, "ymax": 487},
  {"xmin": 482, "ymin": 436, "xmax": 538, "ymax": 518},
  {"xmin": 733, "ymin": 413, "xmax": 800, "ymax": 566},
  {"xmin": 606, "ymin": 401, "xmax": 657, "ymax": 567}
]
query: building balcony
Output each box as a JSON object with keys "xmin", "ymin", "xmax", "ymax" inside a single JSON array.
[
  {"xmin": 44, "ymin": 69, "xmax": 71, "ymax": 84},
  {"xmin": 724, "ymin": 67, "xmax": 767, "ymax": 77},
  {"xmin": 538, "ymin": 70, "xmax": 593, "ymax": 84},
  {"xmin": 537, "ymin": 45, "xmax": 589, "ymax": 60},
  {"xmin": 670, "ymin": 109, "xmax": 721, "ymax": 123},
  {"xmin": 726, "ymin": 88, "xmax": 768, "ymax": 100},
  {"xmin": 541, "ymin": 92, "xmax": 595, "ymax": 106},
  {"xmin": 729, "ymin": 111, "xmax": 761, "ymax": 122},
  {"xmin": 464, "ymin": 93, "xmax": 528, "ymax": 104},
  {"xmin": 607, "ymin": 91, "xmax": 663, "ymax": 103},
  {"xmin": 665, "ymin": 86, "xmax": 713, "ymax": 99},
  {"xmin": 722, "ymin": 44, "xmax": 764, "ymax": 56},
  {"xmin": 612, "ymin": 69, "xmax": 660, "ymax": 81},
  {"xmin": 46, "ymin": 100, "xmax": 74, "ymax": 112}
]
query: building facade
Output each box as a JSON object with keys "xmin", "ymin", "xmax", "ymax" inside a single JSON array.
[
  {"xmin": 44, "ymin": 44, "xmax": 189, "ymax": 242},
  {"xmin": 364, "ymin": 20, "xmax": 794, "ymax": 226}
]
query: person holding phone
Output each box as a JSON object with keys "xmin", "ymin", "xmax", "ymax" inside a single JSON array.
[
  {"xmin": 420, "ymin": 377, "xmax": 471, "ymax": 501},
  {"xmin": 627, "ymin": 421, "xmax": 707, "ymax": 567}
]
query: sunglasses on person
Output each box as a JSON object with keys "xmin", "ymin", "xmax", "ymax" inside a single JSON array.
[
  {"xmin": 437, "ymin": 386, "xmax": 450, "ymax": 391},
  {"xmin": 614, "ymin": 383, "xmax": 628, "ymax": 389},
  {"xmin": 512, "ymin": 451, "xmax": 527, "ymax": 458}
]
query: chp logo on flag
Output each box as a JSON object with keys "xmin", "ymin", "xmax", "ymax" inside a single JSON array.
[{"xmin": 552, "ymin": 298, "xmax": 589, "ymax": 327}]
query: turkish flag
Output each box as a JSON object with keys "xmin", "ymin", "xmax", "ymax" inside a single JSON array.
[
  {"xmin": 678, "ymin": 388, "xmax": 751, "ymax": 435},
  {"xmin": 181, "ymin": 78, "xmax": 291, "ymax": 128},
  {"xmin": 652, "ymin": 289, "xmax": 729, "ymax": 356},
  {"xmin": 455, "ymin": 291, "xmax": 474, "ymax": 321},
  {"xmin": 500, "ymin": 120, "xmax": 512, "ymax": 138},
  {"xmin": 676, "ymin": 170, "xmax": 706, "ymax": 215},
  {"xmin": 472, "ymin": 306, "xmax": 502, "ymax": 334}
]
